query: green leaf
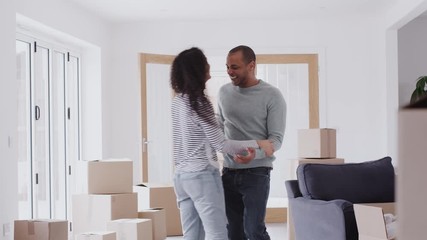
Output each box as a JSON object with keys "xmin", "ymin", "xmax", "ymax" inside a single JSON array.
[{"xmin": 410, "ymin": 76, "xmax": 427, "ymax": 104}]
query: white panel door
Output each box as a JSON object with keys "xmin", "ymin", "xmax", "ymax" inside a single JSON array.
[
  {"xmin": 65, "ymin": 54, "xmax": 81, "ymax": 223},
  {"xmin": 51, "ymin": 51, "xmax": 67, "ymax": 219},
  {"xmin": 146, "ymin": 63, "xmax": 174, "ymax": 184},
  {"xmin": 32, "ymin": 44, "xmax": 51, "ymax": 219},
  {"xmin": 16, "ymin": 40, "xmax": 33, "ymax": 219},
  {"xmin": 140, "ymin": 54, "xmax": 175, "ymax": 183}
]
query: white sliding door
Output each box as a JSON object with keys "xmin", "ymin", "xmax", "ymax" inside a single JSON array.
[
  {"xmin": 65, "ymin": 54, "xmax": 81, "ymax": 223},
  {"xmin": 16, "ymin": 39, "xmax": 32, "ymax": 219},
  {"xmin": 32, "ymin": 44, "xmax": 51, "ymax": 218},
  {"xmin": 16, "ymin": 35, "xmax": 81, "ymax": 223}
]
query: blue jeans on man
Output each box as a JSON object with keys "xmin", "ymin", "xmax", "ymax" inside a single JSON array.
[{"xmin": 222, "ymin": 167, "xmax": 271, "ymax": 240}]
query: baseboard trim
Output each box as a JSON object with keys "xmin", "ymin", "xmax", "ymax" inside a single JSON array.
[{"xmin": 265, "ymin": 207, "xmax": 287, "ymax": 223}]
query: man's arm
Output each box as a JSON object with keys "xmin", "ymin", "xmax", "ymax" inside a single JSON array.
[
  {"xmin": 252, "ymin": 89, "xmax": 287, "ymax": 160},
  {"xmin": 267, "ymin": 90, "xmax": 287, "ymax": 152}
]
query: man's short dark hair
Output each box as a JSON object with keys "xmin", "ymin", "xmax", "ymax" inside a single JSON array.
[{"xmin": 229, "ymin": 45, "xmax": 256, "ymax": 64}]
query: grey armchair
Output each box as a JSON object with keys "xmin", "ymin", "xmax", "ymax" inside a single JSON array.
[{"xmin": 285, "ymin": 156, "xmax": 395, "ymax": 240}]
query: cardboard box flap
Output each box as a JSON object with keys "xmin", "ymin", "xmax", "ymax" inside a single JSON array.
[
  {"xmin": 362, "ymin": 202, "xmax": 395, "ymax": 215},
  {"xmin": 354, "ymin": 203, "xmax": 395, "ymax": 239},
  {"xmin": 354, "ymin": 204, "xmax": 388, "ymax": 238}
]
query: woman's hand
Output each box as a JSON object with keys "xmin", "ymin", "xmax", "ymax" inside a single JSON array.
[{"xmin": 256, "ymin": 140, "xmax": 274, "ymax": 157}]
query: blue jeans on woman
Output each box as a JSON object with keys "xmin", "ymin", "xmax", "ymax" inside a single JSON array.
[
  {"xmin": 222, "ymin": 167, "xmax": 272, "ymax": 240},
  {"xmin": 174, "ymin": 165, "xmax": 228, "ymax": 240}
]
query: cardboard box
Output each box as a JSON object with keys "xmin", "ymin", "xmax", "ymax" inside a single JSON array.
[
  {"xmin": 354, "ymin": 202, "xmax": 396, "ymax": 240},
  {"xmin": 138, "ymin": 208, "xmax": 166, "ymax": 240},
  {"xmin": 298, "ymin": 128, "xmax": 336, "ymax": 158},
  {"xmin": 289, "ymin": 158, "xmax": 345, "ymax": 179},
  {"xmin": 72, "ymin": 193, "xmax": 138, "ymax": 235},
  {"xmin": 76, "ymin": 159, "xmax": 133, "ymax": 194},
  {"xmin": 14, "ymin": 219, "xmax": 68, "ymax": 240},
  {"xmin": 75, "ymin": 231, "xmax": 116, "ymax": 240},
  {"xmin": 133, "ymin": 183, "xmax": 182, "ymax": 236},
  {"xmin": 107, "ymin": 219, "xmax": 152, "ymax": 240},
  {"xmin": 398, "ymin": 108, "xmax": 427, "ymax": 239}
]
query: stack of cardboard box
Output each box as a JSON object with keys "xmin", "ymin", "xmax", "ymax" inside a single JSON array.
[
  {"xmin": 14, "ymin": 159, "xmax": 182, "ymax": 240},
  {"xmin": 72, "ymin": 159, "xmax": 152, "ymax": 240},
  {"xmin": 291, "ymin": 128, "xmax": 344, "ymax": 178},
  {"xmin": 133, "ymin": 183, "xmax": 182, "ymax": 238}
]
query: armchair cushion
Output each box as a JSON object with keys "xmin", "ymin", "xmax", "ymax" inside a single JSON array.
[
  {"xmin": 290, "ymin": 197, "xmax": 357, "ymax": 240},
  {"xmin": 297, "ymin": 156, "xmax": 395, "ymax": 203}
]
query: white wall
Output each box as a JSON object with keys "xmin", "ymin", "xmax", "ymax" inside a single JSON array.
[
  {"xmin": 106, "ymin": 16, "xmax": 390, "ymax": 183},
  {"xmin": 398, "ymin": 17, "xmax": 427, "ymax": 107},
  {"xmin": 382, "ymin": 0, "xmax": 427, "ymax": 163},
  {"xmin": 0, "ymin": 0, "xmax": 18, "ymax": 239}
]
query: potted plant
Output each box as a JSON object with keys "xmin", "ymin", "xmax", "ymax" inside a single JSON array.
[{"xmin": 410, "ymin": 76, "xmax": 427, "ymax": 104}]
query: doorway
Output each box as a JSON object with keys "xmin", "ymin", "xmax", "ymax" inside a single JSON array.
[
  {"xmin": 140, "ymin": 52, "xmax": 319, "ymax": 199},
  {"xmin": 16, "ymin": 35, "xmax": 81, "ymax": 221}
]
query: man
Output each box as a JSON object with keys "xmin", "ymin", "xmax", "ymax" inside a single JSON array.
[{"xmin": 217, "ymin": 45, "xmax": 286, "ymax": 240}]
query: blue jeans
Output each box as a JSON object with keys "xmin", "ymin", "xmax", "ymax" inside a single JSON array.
[
  {"xmin": 222, "ymin": 167, "xmax": 272, "ymax": 240},
  {"xmin": 174, "ymin": 165, "xmax": 228, "ymax": 240}
]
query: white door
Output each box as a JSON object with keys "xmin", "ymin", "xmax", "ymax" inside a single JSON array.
[
  {"xmin": 32, "ymin": 43, "xmax": 51, "ymax": 218},
  {"xmin": 16, "ymin": 39, "xmax": 33, "ymax": 219},
  {"xmin": 140, "ymin": 54, "xmax": 175, "ymax": 183},
  {"xmin": 16, "ymin": 37, "xmax": 81, "ymax": 221}
]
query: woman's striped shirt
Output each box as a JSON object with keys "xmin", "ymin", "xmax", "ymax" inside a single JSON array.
[{"xmin": 171, "ymin": 94, "xmax": 258, "ymax": 172}]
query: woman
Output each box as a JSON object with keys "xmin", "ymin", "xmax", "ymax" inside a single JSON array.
[{"xmin": 170, "ymin": 47, "xmax": 273, "ymax": 240}]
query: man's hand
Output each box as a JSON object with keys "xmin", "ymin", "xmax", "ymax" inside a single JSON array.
[
  {"xmin": 233, "ymin": 147, "xmax": 256, "ymax": 164},
  {"xmin": 256, "ymin": 140, "xmax": 274, "ymax": 157}
]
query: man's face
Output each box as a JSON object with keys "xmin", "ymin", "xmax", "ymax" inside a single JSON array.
[{"xmin": 226, "ymin": 51, "xmax": 252, "ymax": 87}]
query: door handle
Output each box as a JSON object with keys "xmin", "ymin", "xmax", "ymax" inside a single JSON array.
[
  {"xmin": 142, "ymin": 138, "xmax": 150, "ymax": 152},
  {"xmin": 35, "ymin": 105, "xmax": 41, "ymax": 120}
]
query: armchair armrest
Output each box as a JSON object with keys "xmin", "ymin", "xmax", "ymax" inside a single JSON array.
[
  {"xmin": 285, "ymin": 180, "xmax": 302, "ymax": 198},
  {"xmin": 289, "ymin": 197, "xmax": 358, "ymax": 240}
]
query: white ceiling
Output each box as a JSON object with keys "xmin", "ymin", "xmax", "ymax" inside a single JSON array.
[{"xmin": 67, "ymin": 0, "xmax": 397, "ymax": 23}]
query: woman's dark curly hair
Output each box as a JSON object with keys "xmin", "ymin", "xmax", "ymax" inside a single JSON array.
[{"xmin": 171, "ymin": 47, "xmax": 216, "ymax": 126}]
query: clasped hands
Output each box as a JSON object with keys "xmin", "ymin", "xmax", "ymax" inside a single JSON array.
[{"xmin": 233, "ymin": 139, "xmax": 274, "ymax": 164}]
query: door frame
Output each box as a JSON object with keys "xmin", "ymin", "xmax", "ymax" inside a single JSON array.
[
  {"xmin": 139, "ymin": 53, "xmax": 319, "ymax": 182},
  {"xmin": 140, "ymin": 53, "xmax": 175, "ymax": 182},
  {"xmin": 257, "ymin": 54, "xmax": 319, "ymax": 128}
]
